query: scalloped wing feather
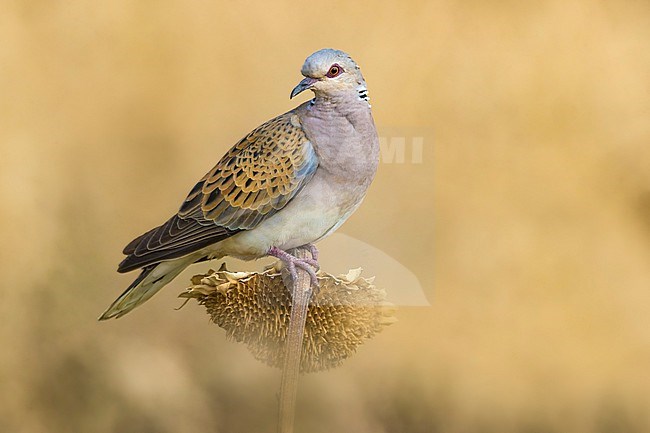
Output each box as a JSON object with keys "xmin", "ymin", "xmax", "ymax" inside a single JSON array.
[
  {"xmin": 118, "ymin": 111, "xmax": 318, "ymax": 273},
  {"xmin": 179, "ymin": 112, "xmax": 318, "ymax": 229}
]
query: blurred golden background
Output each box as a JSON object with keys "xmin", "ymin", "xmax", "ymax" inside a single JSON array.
[{"xmin": 1, "ymin": 1, "xmax": 649, "ymax": 432}]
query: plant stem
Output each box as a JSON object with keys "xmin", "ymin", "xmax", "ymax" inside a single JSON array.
[{"xmin": 277, "ymin": 247, "xmax": 313, "ymax": 433}]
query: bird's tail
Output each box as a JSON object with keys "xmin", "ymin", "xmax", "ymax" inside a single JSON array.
[{"xmin": 99, "ymin": 257, "xmax": 194, "ymax": 320}]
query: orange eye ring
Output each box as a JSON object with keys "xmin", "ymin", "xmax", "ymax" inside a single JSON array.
[{"xmin": 326, "ymin": 64, "xmax": 342, "ymax": 78}]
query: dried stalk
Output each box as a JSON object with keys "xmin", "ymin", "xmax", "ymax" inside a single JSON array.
[{"xmin": 277, "ymin": 247, "xmax": 312, "ymax": 433}]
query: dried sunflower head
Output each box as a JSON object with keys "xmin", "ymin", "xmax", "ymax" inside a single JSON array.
[{"xmin": 180, "ymin": 263, "xmax": 397, "ymax": 373}]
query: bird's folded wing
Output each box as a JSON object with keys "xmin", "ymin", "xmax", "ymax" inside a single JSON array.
[{"xmin": 118, "ymin": 111, "xmax": 319, "ymax": 273}]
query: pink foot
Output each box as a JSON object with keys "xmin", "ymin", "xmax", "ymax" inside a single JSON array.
[
  {"xmin": 268, "ymin": 246, "xmax": 319, "ymax": 287},
  {"xmin": 307, "ymin": 243, "xmax": 319, "ymax": 261}
]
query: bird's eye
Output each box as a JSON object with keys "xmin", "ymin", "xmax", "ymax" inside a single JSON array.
[{"xmin": 326, "ymin": 64, "xmax": 342, "ymax": 78}]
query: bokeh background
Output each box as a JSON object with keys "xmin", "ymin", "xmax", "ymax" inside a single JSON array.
[{"xmin": 1, "ymin": 1, "xmax": 650, "ymax": 432}]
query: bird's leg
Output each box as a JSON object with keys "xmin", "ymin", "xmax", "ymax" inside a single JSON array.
[
  {"xmin": 306, "ymin": 243, "xmax": 319, "ymax": 262},
  {"xmin": 268, "ymin": 246, "xmax": 319, "ymax": 287}
]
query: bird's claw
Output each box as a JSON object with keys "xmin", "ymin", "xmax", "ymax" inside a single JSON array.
[
  {"xmin": 307, "ymin": 243, "xmax": 319, "ymax": 262},
  {"xmin": 286, "ymin": 259, "xmax": 320, "ymax": 288},
  {"xmin": 301, "ymin": 257, "xmax": 320, "ymax": 270},
  {"xmin": 268, "ymin": 245, "xmax": 320, "ymax": 288}
]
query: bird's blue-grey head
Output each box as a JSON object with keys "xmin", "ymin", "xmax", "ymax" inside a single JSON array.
[{"xmin": 290, "ymin": 49, "xmax": 368, "ymax": 100}]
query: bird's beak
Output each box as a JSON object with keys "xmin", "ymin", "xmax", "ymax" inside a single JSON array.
[{"xmin": 290, "ymin": 77, "xmax": 317, "ymax": 99}]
